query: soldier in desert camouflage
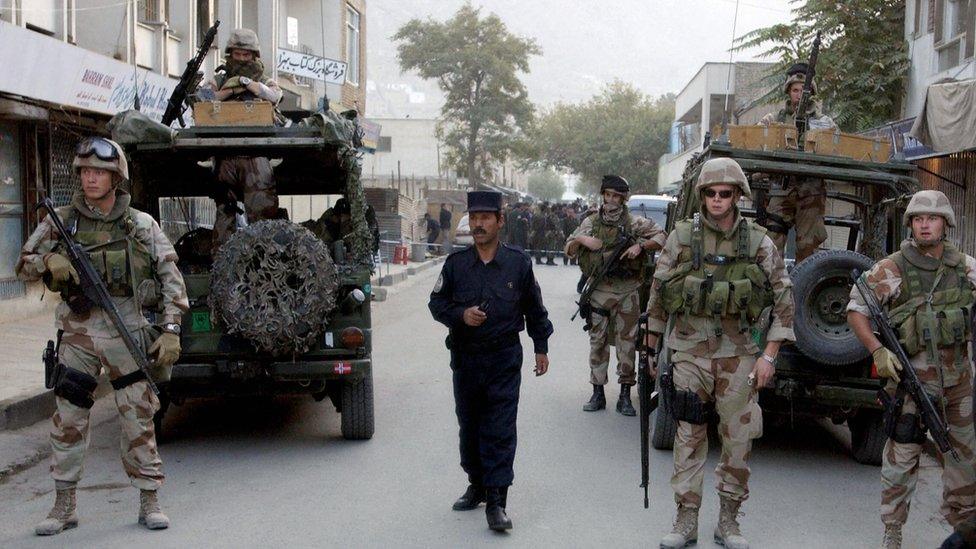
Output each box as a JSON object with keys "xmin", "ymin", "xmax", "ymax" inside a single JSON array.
[
  {"xmin": 565, "ymin": 175, "xmax": 666, "ymax": 416},
  {"xmin": 847, "ymin": 190, "xmax": 976, "ymax": 549},
  {"xmin": 16, "ymin": 138, "xmax": 188, "ymax": 535},
  {"xmin": 645, "ymin": 158, "xmax": 794, "ymax": 549}
]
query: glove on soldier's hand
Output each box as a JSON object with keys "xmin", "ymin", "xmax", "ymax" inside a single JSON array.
[
  {"xmin": 44, "ymin": 253, "xmax": 79, "ymax": 284},
  {"xmin": 149, "ymin": 332, "xmax": 181, "ymax": 368},
  {"xmin": 220, "ymin": 76, "xmax": 244, "ymax": 92},
  {"xmin": 872, "ymin": 347, "xmax": 902, "ymax": 382}
]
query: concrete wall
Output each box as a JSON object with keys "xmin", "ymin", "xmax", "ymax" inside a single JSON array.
[{"xmin": 362, "ymin": 118, "xmax": 442, "ymax": 180}]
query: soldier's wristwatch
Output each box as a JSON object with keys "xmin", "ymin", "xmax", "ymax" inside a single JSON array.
[
  {"xmin": 161, "ymin": 323, "xmax": 181, "ymax": 335},
  {"xmin": 239, "ymin": 76, "xmax": 252, "ymax": 86}
]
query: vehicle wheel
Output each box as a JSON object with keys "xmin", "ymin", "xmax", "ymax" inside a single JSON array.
[
  {"xmin": 849, "ymin": 410, "xmax": 885, "ymax": 465},
  {"xmin": 340, "ymin": 370, "xmax": 374, "ymax": 440},
  {"xmin": 651, "ymin": 346, "xmax": 677, "ymax": 450},
  {"xmin": 791, "ymin": 249, "xmax": 875, "ymax": 366}
]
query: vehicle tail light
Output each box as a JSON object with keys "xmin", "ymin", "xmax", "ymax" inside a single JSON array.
[{"xmin": 340, "ymin": 327, "xmax": 365, "ymax": 349}]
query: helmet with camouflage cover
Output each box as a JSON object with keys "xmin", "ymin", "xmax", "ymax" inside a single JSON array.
[
  {"xmin": 695, "ymin": 158, "xmax": 750, "ymax": 197},
  {"xmin": 903, "ymin": 189, "xmax": 956, "ymax": 228},
  {"xmin": 784, "ymin": 63, "xmax": 817, "ymax": 95},
  {"xmin": 225, "ymin": 28, "xmax": 261, "ymax": 57},
  {"xmin": 72, "ymin": 137, "xmax": 129, "ymax": 180}
]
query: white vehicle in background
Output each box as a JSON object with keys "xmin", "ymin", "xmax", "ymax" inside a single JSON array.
[
  {"xmin": 627, "ymin": 194, "xmax": 675, "ymax": 227},
  {"xmin": 454, "ymin": 213, "xmax": 473, "ymax": 246}
]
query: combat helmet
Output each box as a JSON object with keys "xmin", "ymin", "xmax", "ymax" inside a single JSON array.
[
  {"xmin": 903, "ymin": 189, "xmax": 956, "ymax": 228},
  {"xmin": 72, "ymin": 137, "xmax": 128, "ymax": 180},
  {"xmin": 601, "ymin": 175, "xmax": 630, "ymax": 195},
  {"xmin": 696, "ymin": 157, "xmax": 750, "ymax": 197},
  {"xmin": 225, "ymin": 28, "xmax": 261, "ymax": 57},
  {"xmin": 784, "ymin": 70, "xmax": 816, "ymax": 95}
]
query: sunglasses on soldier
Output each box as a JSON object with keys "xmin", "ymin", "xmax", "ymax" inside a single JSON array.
[
  {"xmin": 703, "ymin": 189, "xmax": 734, "ymax": 199},
  {"xmin": 75, "ymin": 137, "xmax": 119, "ymax": 162}
]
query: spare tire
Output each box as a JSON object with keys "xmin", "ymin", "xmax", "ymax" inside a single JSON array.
[
  {"xmin": 211, "ymin": 220, "xmax": 339, "ymax": 355},
  {"xmin": 790, "ymin": 249, "xmax": 874, "ymax": 366}
]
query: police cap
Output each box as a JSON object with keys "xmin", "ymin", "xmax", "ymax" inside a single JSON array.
[{"xmin": 467, "ymin": 191, "xmax": 502, "ymax": 213}]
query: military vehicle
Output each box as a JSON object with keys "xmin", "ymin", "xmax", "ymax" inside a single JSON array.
[
  {"xmin": 653, "ymin": 138, "xmax": 918, "ymax": 465},
  {"xmin": 114, "ymin": 108, "xmax": 375, "ymax": 440}
]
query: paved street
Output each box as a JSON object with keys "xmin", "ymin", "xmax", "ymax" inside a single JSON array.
[{"xmin": 0, "ymin": 262, "xmax": 950, "ymax": 548}]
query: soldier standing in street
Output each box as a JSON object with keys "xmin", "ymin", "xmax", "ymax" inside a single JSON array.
[
  {"xmin": 561, "ymin": 206, "xmax": 580, "ymax": 266},
  {"xmin": 646, "ymin": 158, "xmax": 794, "ymax": 549},
  {"xmin": 759, "ymin": 65, "xmax": 836, "ymax": 263},
  {"xmin": 16, "ymin": 138, "xmax": 189, "ymax": 535},
  {"xmin": 429, "ymin": 191, "xmax": 553, "ymax": 532},
  {"xmin": 847, "ymin": 190, "xmax": 976, "ymax": 549},
  {"xmin": 204, "ymin": 28, "xmax": 284, "ymax": 247},
  {"xmin": 529, "ymin": 202, "xmax": 549, "ymax": 264},
  {"xmin": 565, "ymin": 175, "xmax": 666, "ymax": 416}
]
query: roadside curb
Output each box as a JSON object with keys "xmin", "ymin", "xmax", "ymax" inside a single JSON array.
[
  {"xmin": 0, "ymin": 389, "xmax": 55, "ymax": 432},
  {"xmin": 370, "ymin": 256, "xmax": 445, "ymax": 302}
]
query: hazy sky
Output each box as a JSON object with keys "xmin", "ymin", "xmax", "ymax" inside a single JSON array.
[{"xmin": 367, "ymin": 0, "xmax": 795, "ymax": 116}]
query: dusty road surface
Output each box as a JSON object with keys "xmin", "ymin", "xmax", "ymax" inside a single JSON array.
[{"xmin": 0, "ymin": 262, "xmax": 950, "ymax": 548}]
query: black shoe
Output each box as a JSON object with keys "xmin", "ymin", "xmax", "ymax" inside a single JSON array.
[
  {"xmin": 583, "ymin": 384, "xmax": 606, "ymax": 412},
  {"xmin": 486, "ymin": 488, "xmax": 513, "ymax": 531},
  {"xmin": 452, "ymin": 485, "xmax": 486, "ymax": 511},
  {"xmin": 617, "ymin": 384, "xmax": 636, "ymax": 416}
]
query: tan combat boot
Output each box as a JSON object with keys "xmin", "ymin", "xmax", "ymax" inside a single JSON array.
[
  {"xmin": 138, "ymin": 489, "xmax": 170, "ymax": 530},
  {"xmin": 35, "ymin": 485, "xmax": 78, "ymax": 536},
  {"xmin": 660, "ymin": 505, "xmax": 698, "ymax": 548},
  {"xmin": 714, "ymin": 496, "xmax": 749, "ymax": 549},
  {"xmin": 880, "ymin": 524, "xmax": 902, "ymax": 549}
]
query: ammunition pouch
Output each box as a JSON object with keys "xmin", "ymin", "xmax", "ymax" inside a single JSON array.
[
  {"xmin": 669, "ymin": 388, "xmax": 710, "ymax": 425},
  {"xmin": 880, "ymin": 389, "xmax": 930, "ymax": 445},
  {"xmin": 53, "ymin": 367, "xmax": 98, "ymax": 409}
]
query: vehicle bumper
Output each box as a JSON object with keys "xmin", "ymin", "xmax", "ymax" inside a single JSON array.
[{"xmin": 167, "ymin": 358, "xmax": 370, "ymax": 397}]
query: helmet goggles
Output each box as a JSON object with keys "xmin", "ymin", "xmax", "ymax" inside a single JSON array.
[{"xmin": 75, "ymin": 137, "xmax": 119, "ymax": 162}]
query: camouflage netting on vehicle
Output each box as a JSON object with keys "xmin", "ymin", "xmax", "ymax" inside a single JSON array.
[
  {"xmin": 300, "ymin": 110, "xmax": 374, "ymax": 272},
  {"xmin": 107, "ymin": 109, "xmax": 177, "ymax": 146},
  {"xmin": 211, "ymin": 220, "xmax": 339, "ymax": 355}
]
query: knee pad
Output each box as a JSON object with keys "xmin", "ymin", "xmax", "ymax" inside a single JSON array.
[
  {"xmin": 54, "ymin": 367, "xmax": 98, "ymax": 409},
  {"xmin": 669, "ymin": 389, "xmax": 709, "ymax": 425}
]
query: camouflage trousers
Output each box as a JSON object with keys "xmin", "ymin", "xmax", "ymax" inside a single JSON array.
[
  {"xmin": 49, "ymin": 330, "xmax": 163, "ymax": 491},
  {"xmin": 671, "ymin": 352, "xmax": 763, "ymax": 508},
  {"xmin": 881, "ymin": 371, "xmax": 976, "ymax": 528},
  {"xmin": 212, "ymin": 156, "xmax": 279, "ymax": 246},
  {"xmin": 587, "ymin": 287, "xmax": 639, "ymax": 386},
  {"xmin": 767, "ymin": 179, "xmax": 827, "ymax": 263}
]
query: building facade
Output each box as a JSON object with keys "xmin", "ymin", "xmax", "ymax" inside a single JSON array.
[
  {"xmin": 657, "ymin": 61, "xmax": 775, "ymax": 192},
  {"xmin": 901, "ymin": 0, "xmax": 976, "ymax": 251},
  {"xmin": 0, "ymin": 0, "xmax": 366, "ymax": 314}
]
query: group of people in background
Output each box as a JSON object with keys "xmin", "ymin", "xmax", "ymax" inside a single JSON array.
[{"xmin": 501, "ymin": 199, "xmax": 591, "ymax": 265}]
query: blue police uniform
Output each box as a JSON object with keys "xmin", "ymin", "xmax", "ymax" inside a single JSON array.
[{"xmin": 428, "ymin": 192, "xmax": 553, "ymax": 529}]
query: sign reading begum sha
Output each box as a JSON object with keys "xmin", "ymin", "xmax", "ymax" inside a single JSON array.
[{"xmin": 275, "ymin": 49, "xmax": 348, "ymax": 85}]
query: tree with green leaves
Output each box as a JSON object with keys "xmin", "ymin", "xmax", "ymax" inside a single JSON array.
[
  {"xmin": 527, "ymin": 170, "xmax": 565, "ymax": 201},
  {"xmin": 734, "ymin": 0, "xmax": 909, "ymax": 132},
  {"xmin": 394, "ymin": 5, "xmax": 540, "ymax": 187},
  {"xmin": 525, "ymin": 81, "xmax": 674, "ymax": 195}
]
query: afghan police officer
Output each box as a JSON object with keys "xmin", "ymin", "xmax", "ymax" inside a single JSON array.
[
  {"xmin": 203, "ymin": 28, "xmax": 284, "ymax": 247},
  {"xmin": 759, "ymin": 65, "xmax": 836, "ymax": 263},
  {"xmin": 429, "ymin": 191, "xmax": 553, "ymax": 531},
  {"xmin": 565, "ymin": 175, "xmax": 666, "ymax": 415},
  {"xmin": 646, "ymin": 158, "xmax": 794, "ymax": 549},
  {"xmin": 16, "ymin": 138, "xmax": 189, "ymax": 534},
  {"xmin": 847, "ymin": 190, "xmax": 976, "ymax": 549}
]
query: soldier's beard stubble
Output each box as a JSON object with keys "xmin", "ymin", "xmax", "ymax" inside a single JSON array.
[{"xmin": 224, "ymin": 58, "xmax": 266, "ymax": 80}]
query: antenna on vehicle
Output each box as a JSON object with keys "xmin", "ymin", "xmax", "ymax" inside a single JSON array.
[
  {"xmin": 718, "ymin": 0, "xmax": 741, "ymax": 141},
  {"xmin": 133, "ymin": 62, "xmax": 141, "ymax": 111},
  {"xmin": 319, "ymin": 0, "xmax": 331, "ymax": 112}
]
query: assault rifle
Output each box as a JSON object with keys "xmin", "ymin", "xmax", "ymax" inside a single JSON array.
[
  {"xmin": 161, "ymin": 20, "xmax": 220, "ymax": 127},
  {"xmin": 637, "ymin": 313, "xmax": 661, "ymax": 508},
  {"xmin": 36, "ymin": 198, "xmax": 160, "ymax": 395},
  {"xmin": 571, "ymin": 227, "xmax": 635, "ymax": 331},
  {"xmin": 794, "ymin": 31, "xmax": 821, "ymax": 150},
  {"xmin": 851, "ymin": 269, "xmax": 958, "ymax": 460}
]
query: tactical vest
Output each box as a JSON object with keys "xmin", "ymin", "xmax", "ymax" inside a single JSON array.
[
  {"xmin": 579, "ymin": 211, "xmax": 644, "ymax": 279},
  {"xmin": 660, "ymin": 214, "xmax": 774, "ymax": 335},
  {"xmin": 887, "ymin": 242, "xmax": 973, "ymax": 367},
  {"xmin": 56, "ymin": 207, "xmax": 157, "ymax": 303}
]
